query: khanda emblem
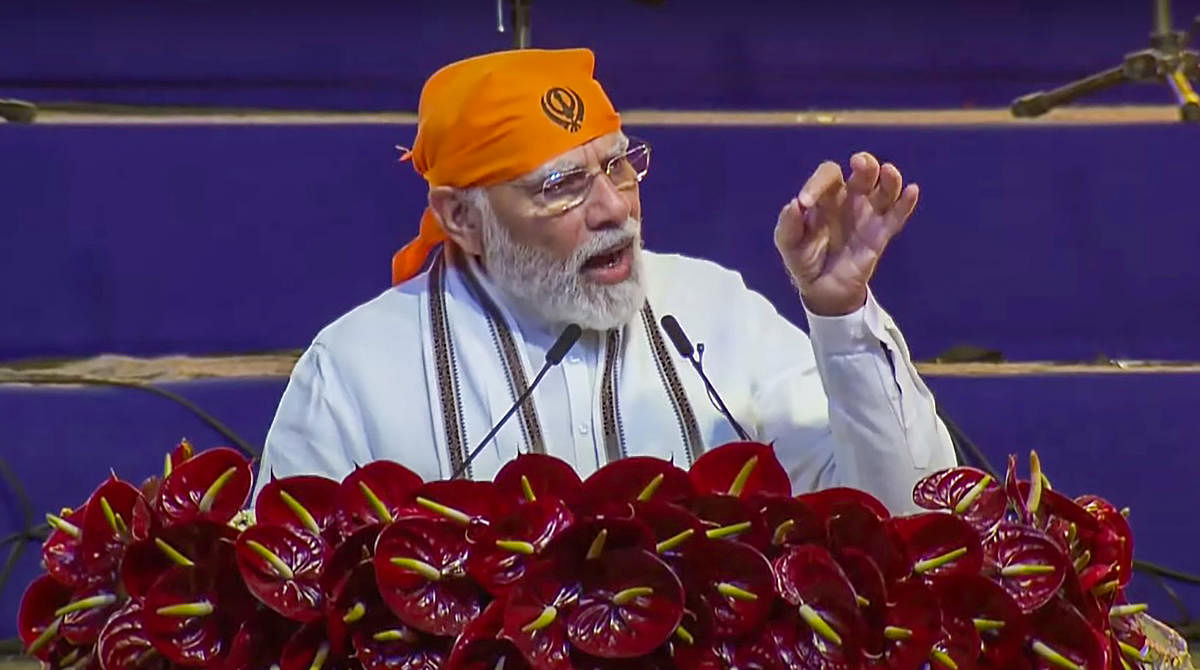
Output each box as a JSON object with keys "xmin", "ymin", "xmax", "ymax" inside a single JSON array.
[{"xmin": 541, "ymin": 86, "xmax": 585, "ymax": 132}]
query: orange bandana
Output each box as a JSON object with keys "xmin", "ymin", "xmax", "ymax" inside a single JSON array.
[{"xmin": 391, "ymin": 48, "xmax": 623, "ymax": 285}]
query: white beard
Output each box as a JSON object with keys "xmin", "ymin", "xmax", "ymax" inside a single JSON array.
[{"xmin": 477, "ymin": 205, "xmax": 646, "ymax": 332}]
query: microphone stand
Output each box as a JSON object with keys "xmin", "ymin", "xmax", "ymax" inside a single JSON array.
[{"xmin": 1011, "ymin": 0, "xmax": 1199, "ymax": 122}]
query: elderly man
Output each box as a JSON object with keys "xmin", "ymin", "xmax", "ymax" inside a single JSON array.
[{"xmin": 256, "ymin": 48, "xmax": 957, "ymax": 513}]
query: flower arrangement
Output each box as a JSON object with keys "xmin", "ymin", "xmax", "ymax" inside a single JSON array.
[{"xmin": 17, "ymin": 439, "xmax": 1168, "ymax": 670}]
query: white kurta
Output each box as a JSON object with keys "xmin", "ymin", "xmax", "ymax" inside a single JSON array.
[{"xmin": 256, "ymin": 250, "xmax": 957, "ymax": 513}]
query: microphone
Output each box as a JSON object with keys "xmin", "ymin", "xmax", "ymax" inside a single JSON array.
[
  {"xmin": 452, "ymin": 323, "xmax": 583, "ymax": 479},
  {"xmin": 659, "ymin": 315, "xmax": 751, "ymax": 442}
]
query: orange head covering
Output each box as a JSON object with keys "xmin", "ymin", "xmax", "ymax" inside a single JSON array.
[{"xmin": 391, "ymin": 48, "xmax": 623, "ymax": 285}]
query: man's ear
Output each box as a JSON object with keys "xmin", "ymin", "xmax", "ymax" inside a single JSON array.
[{"xmin": 429, "ymin": 187, "xmax": 484, "ymax": 256}]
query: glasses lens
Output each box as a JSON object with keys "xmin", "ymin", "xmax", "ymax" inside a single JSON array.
[
  {"xmin": 540, "ymin": 170, "xmax": 592, "ymax": 211},
  {"xmin": 608, "ymin": 144, "xmax": 650, "ymax": 188}
]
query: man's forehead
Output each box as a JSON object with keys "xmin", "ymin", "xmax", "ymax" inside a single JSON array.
[{"xmin": 520, "ymin": 132, "xmax": 628, "ymax": 182}]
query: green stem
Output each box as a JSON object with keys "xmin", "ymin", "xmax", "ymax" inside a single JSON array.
[
  {"xmin": 25, "ymin": 617, "xmax": 61, "ymax": 656},
  {"xmin": 278, "ymin": 490, "xmax": 321, "ymax": 535},
  {"xmin": 954, "ymin": 475, "xmax": 992, "ymax": 515},
  {"xmin": 360, "ymin": 482, "xmax": 395, "ymax": 524},
  {"xmin": 883, "ymin": 626, "xmax": 912, "ymax": 641},
  {"xmin": 656, "ymin": 528, "xmax": 694, "ymax": 554},
  {"xmin": 798, "ymin": 604, "xmax": 842, "ymax": 646},
  {"xmin": 705, "ymin": 521, "xmax": 751, "ymax": 540},
  {"xmin": 726, "ymin": 456, "xmax": 759, "ymax": 497},
  {"xmin": 913, "ymin": 547, "xmax": 968, "ymax": 574},
  {"xmin": 772, "ymin": 519, "xmax": 795, "ymax": 546},
  {"xmin": 155, "ymin": 537, "xmax": 195, "ymax": 567},
  {"xmin": 246, "ymin": 540, "xmax": 295, "ymax": 579},
  {"xmin": 53, "ymin": 593, "xmax": 117, "ymax": 617},
  {"xmin": 45, "ymin": 513, "xmax": 81, "ymax": 539},
  {"xmin": 716, "ymin": 583, "xmax": 758, "ymax": 601},
  {"xmin": 612, "ymin": 586, "xmax": 654, "ymax": 605},
  {"xmin": 973, "ymin": 618, "xmax": 1006, "ymax": 632},
  {"xmin": 495, "ymin": 540, "xmax": 536, "ymax": 555},
  {"xmin": 341, "ymin": 602, "xmax": 366, "ymax": 623},
  {"xmin": 198, "ymin": 467, "xmax": 239, "ymax": 514},
  {"xmin": 521, "ymin": 605, "xmax": 558, "ymax": 632},
  {"xmin": 586, "ymin": 530, "xmax": 607, "ymax": 560},
  {"xmin": 999, "ymin": 563, "xmax": 1057, "ymax": 577},
  {"xmin": 308, "ymin": 642, "xmax": 330, "ymax": 670},
  {"xmin": 155, "ymin": 601, "xmax": 215, "ymax": 617},
  {"xmin": 636, "ymin": 474, "xmax": 665, "ymax": 502},
  {"xmin": 520, "ymin": 476, "xmax": 536, "ymax": 503},
  {"xmin": 414, "ymin": 496, "xmax": 469, "ymax": 525},
  {"xmin": 390, "ymin": 557, "xmax": 441, "ymax": 581},
  {"xmin": 1031, "ymin": 640, "xmax": 1083, "ymax": 670}
]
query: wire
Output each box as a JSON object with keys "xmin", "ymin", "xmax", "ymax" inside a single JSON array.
[{"xmin": 0, "ymin": 374, "xmax": 262, "ymax": 643}]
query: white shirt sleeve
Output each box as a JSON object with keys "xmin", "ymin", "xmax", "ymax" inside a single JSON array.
[
  {"xmin": 253, "ymin": 343, "xmax": 374, "ymax": 500},
  {"xmin": 743, "ymin": 285, "xmax": 957, "ymax": 514}
]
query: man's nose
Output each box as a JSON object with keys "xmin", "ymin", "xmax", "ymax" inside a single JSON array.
[{"xmin": 584, "ymin": 171, "xmax": 633, "ymax": 230}]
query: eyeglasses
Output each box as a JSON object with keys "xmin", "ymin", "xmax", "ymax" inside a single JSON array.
[{"xmin": 531, "ymin": 140, "xmax": 651, "ymax": 216}]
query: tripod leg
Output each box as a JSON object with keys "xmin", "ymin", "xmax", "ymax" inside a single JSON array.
[
  {"xmin": 1167, "ymin": 68, "xmax": 1200, "ymax": 121},
  {"xmin": 1011, "ymin": 65, "xmax": 1128, "ymax": 117}
]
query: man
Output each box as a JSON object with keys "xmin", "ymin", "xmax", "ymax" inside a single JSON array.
[{"xmin": 256, "ymin": 48, "xmax": 957, "ymax": 513}]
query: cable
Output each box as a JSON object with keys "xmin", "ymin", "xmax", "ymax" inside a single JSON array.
[
  {"xmin": 0, "ymin": 374, "xmax": 262, "ymax": 647},
  {"xmin": 1, "ymin": 373, "xmax": 260, "ymax": 458}
]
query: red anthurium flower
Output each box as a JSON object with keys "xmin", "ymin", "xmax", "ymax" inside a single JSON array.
[
  {"xmin": 324, "ymin": 560, "xmax": 381, "ymax": 656},
  {"xmin": 500, "ymin": 560, "xmax": 582, "ymax": 670},
  {"xmin": 494, "ymin": 453, "xmax": 583, "ymax": 508},
  {"xmin": 752, "ymin": 494, "xmax": 825, "ymax": 557},
  {"xmin": 156, "ymin": 447, "xmax": 253, "ymax": 526},
  {"xmin": 256, "ymin": 474, "xmax": 341, "ymax": 542},
  {"xmin": 18, "ymin": 574, "xmax": 74, "ymax": 661},
  {"xmin": 579, "ymin": 456, "xmax": 694, "ymax": 510},
  {"xmin": 403, "ymin": 480, "xmax": 496, "ymax": 522},
  {"xmin": 141, "ymin": 565, "xmax": 231, "ymax": 666},
  {"xmin": 321, "ymin": 524, "xmax": 381, "ymax": 601},
  {"xmin": 1027, "ymin": 599, "xmax": 1110, "ymax": 670},
  {"xmin": 571, "ymin": 648, "xmax": 675, "ymax": 670},
  {"xmin": 541, "ymin": 517, "xmax": 656, "ymax": 568},
  {"xmin": 566, "ymin": 548, "xmax": 685, "ymax": 658},
  {"xmin": 828, "ymin": 503, "xmax": 909, "ymax": 585},
  {"xmin": 1074, "ymin": 495, "xmax": 1133, "ymax": 586},
  {"xmin": 335, "ymin": 461, "xmax": 423, "ymax": 532},
  {"xmin": 235, "ymin": 524, "xmax": 329, "ymax": 622},
  {"xmin": 1106, "ymin": 599, "xmax": 1149, "ymax": 669},
  {"xmin": 863, "ymin": 580, "xmax": 941, "ymax": 670},
  {"xmin": 912, "ymin": 467, "xmax": 1006, "ymax": 535},
  {"xmin": 672, "ymin": 621, "xmax": 793, "ymax": 670},
  {"xmin": 466, "ymin": 496, "xmax": 574, "ymax": 596},
  {"xmin": 219, "ymin": 609, "xmax": 300, "ymax": 670},
  {"xmin": 796, "ymin": 487, "xmax": 891, "ymax": 522},
  {"xmin": 279, "ymin": 622, "xmax": 357, "ymax": 670},
  {"xmin": 929, "ymin": 609, "xmax": 981, "ymax": 670},
  {"xmin": 982, "ymin": 524, "xmax": 1068, "ymax": 613},
  {"xmin": 121, "ymin": 521, "xmax": 240, "ymax": 601},
  {"xmin": 373, "ymin": 516, "xmax": 486, "ymax": 637},
  {"xmin": 97, "ymin": 600, "xmax": 169, "ymax": 670},
  {"xmin": 688, "ymin": 442, "xmax": 791, "ymax": 498},
  {"xmin": 887, "ymin": 513, "xmax": 983, "ymax": 582},
  {"xmin": 680, "ymin": 538, "xmax": 775, "ymax": 639},
  {"xmin": 42, "ymin": 505, "xmax": 98, "ymax": 590},
  {"xmin": 685, "ymin": 494, "xmax": 770, "ymax": 551},
  {"xmin": 626, "ymin": 502, "xmax": 701, "ymax": 571},
  {"xmin": 931, "ymin": 575, "xmax": 1028, "ymax": 669},
  {"xmin": 445, "ymin": 600, "xmax": 532, "ymax": 670},
  {"xmin": 81, "ymin": 476, "xmax": 144, "ymax": 552},
  {"xmin": 774, "ymin": 545, "xmax": 866, "ymax": 666},
  {"xmin": 352, "ymin": 614, "xmax": 452, "ymax": 670},
  {"xmin": 59, "ymin": 582, "xmax": 126, "ymax": 646},
  {"xmin": 832, "ymin": 549, "xmax": 888, "ymax": 655}
]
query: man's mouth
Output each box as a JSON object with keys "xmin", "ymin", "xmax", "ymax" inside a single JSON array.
[{"xmin": 580, "ymin": 239, "xmax": 635, "ymax": 284}]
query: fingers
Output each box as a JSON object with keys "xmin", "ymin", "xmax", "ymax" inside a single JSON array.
[
  {"xmin": 869, "ymin": 162, "xmax": 904, "ymax": 212},
  {"xmin": 797, "ymin": 161, "xmax": 845, "ymax": 208},
  {"xmin": 884, "ymin": 183, "xmax": 919, "ymax": 235},
  {"xmin": 845, "ymin": 152, "xmax": 880, "ymax": 197}
]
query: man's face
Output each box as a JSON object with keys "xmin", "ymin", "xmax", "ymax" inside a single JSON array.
[{"xmin": 472, "ymin": 132, "xmax": 647, "ymax": 331}]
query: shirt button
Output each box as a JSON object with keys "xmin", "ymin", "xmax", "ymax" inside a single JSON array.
[{"xmin": 577, "ymin": 424, "xmax": 589, "ymax": 435}]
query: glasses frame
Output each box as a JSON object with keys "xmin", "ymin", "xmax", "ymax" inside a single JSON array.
[{"xmin": 532, "ymin": 138, "xmax": 651, "ymax": 216}]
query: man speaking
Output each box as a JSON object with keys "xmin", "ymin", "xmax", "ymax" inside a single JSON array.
[{"xmin": 255, "ymin": 48, "xmax": 957, "ymax": 513}]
